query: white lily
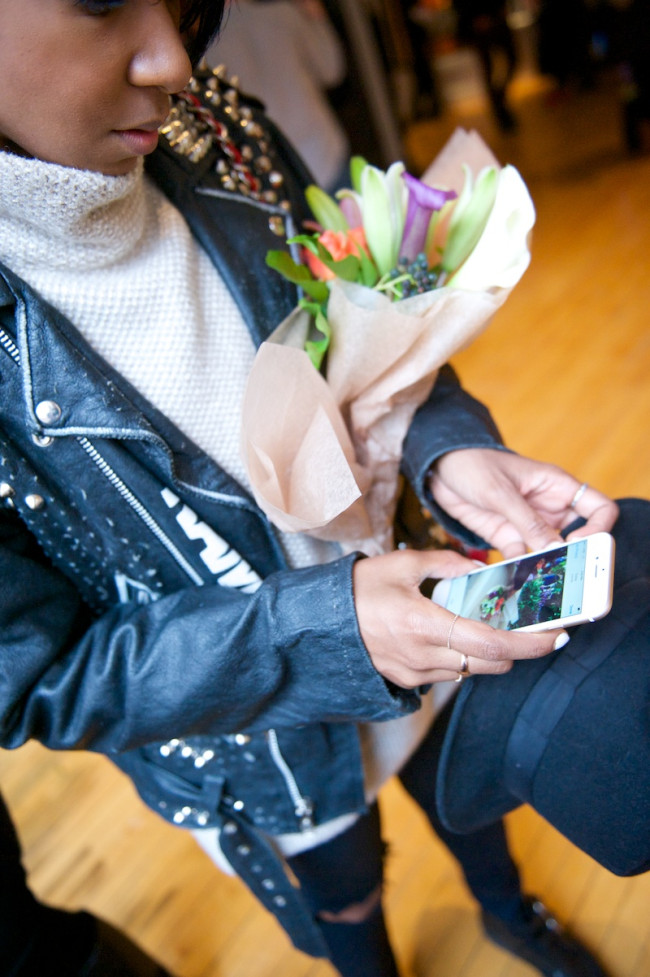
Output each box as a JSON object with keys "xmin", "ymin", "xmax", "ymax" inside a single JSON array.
[
  {"xmin": 447, "ymin": 164, "xmax": 536, "ymax": 291},
  {"xmin": 348, "ymin": 160, "xmax": 407, "ymax": 277},
  {"xmin": 441, "ymin": 164, "xmax": 498, "ymax": 274}
]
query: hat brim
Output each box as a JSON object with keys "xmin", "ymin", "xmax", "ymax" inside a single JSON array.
[{"xmin": 436, "ymin": 500, "xmax": 650, "ymax": 876}]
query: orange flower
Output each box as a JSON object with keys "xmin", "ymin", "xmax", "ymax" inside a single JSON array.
[{"xmin": 305, "ymin": 227, "xmax": 369, "ymax": 281}]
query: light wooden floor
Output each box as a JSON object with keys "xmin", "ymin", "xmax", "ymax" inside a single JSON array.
[{"xmin": 2, "ymin": 70, "xmax": 650, "ymax": 977}]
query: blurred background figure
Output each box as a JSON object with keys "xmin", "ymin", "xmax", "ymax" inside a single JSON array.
[
  {"xmin": 206, "ymin": 0, "xmax": 351, "ymax": 192},
  {"xmin": 452, "ymin": 0, "xmax": 519, "ymax": 129},
  {"xmin": 536, "ymin": 0, "xmax": 594, "ymax": 94},
  {"xmin": 613, "ymin": 0, "xmax": 650, "ymax": 151},
  {"xmin": 396, "ymin": 0, "xmax": 444, "ymax": 118}
]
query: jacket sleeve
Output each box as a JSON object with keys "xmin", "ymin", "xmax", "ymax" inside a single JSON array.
[
  {"xmin": 0, "ymin": 506, "xmax": 418, "ymax": 755},
  {"xmin": 401, "ymin": 362, "xmax": 512, "ymax": 548}
]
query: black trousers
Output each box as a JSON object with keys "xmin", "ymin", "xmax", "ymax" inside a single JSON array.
[
  {"xmin": 0, "ymin": 791, "xmax": 95, "ymax": 976},
  {"xmin": 287, "ymin": 695, "xmax": 522, "ymax": 977}
]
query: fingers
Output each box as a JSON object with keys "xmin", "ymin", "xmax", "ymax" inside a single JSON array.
[
  {"xmin": 353, "ymin": 546, "xmax": 570, "ymax": 691},
  {"xmin": 488, "ymin": 487, "xmax": 563, "ymax": 557},
  {"xmin": 431, "ymin": 448, "xmax": 618, "ymax": 557},
  {"xmin": 362, "ymin": 545, "xmax": 482, "ymax": 586},
  {"xmin": 394, "ymin": 619, "xmax": 565, "ymax": 688},
  {"xmin": 445, "ymin": 611, "xmax": 565, "ymax": 666},
  {"xmin": 563, "ymin": 484, "xmax": 619, "ymax": 535}
]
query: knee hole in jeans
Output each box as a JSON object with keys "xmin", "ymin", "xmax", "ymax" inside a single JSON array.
[{"xmin": 316, "ymin": 883, "xmax": 383, "ymax": 924}]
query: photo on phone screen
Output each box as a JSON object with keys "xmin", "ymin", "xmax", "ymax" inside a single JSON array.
[{"xmin": 434, "ymin": 535, "xmax": 615, "ymax": 631}]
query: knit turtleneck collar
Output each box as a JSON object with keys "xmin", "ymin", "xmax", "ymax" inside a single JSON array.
[{"xmin": 0, "ymin": 152, "xmax": 148, "ymax": 271}]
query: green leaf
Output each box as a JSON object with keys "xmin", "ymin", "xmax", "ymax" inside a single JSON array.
[
  {"xmin": 312, "ymin": 241, "xmax": 360, "ymax": 282},
  {"xmin": 302, "ymin": 239, "xmax": 362, "ymax": 283},
  {"xmin": 266, "ymin": 249, "xmax": 311, "ymax": 282},
  {"xmin": 288, "ymin": 234, "xmax": 323, "ymax": 255},
  {"xmin": 358, "ymin": 248, "xmax": 379, "ymax": 287},
  {"xmin": 265, "ymin": 249, "xmax": 328, "ymax": 302},
  {"xmin": 299, "ymin": 280, "xmax": 330, "ymax": 302},
  {"xmin": 299, "ymin": 298, "xmax": 332, "ymax": 370},
  {"xmin": 305, "ymin": 185, "xmax": 349, "ymax": 231}
]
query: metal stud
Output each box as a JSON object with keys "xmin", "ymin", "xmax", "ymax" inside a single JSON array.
[
  {"xmin": 0, "ymin": 482, "xmax": 16, "ymax": 500},
  {"xmin": 25, "ymin": 494, "xmax": 46, "ymax": 511},
  {"xmin": 35, "ymin": 400, "xmax": 62, "ymax": 425},
  {"xmin": 32, "ymin": 433, "xmax": 54, "ymax": 447},
  {"xmin": 268, "ymin": 216, "xmax": 285, "ymax": 237},
  {"xmin": 234, "ymin": 734, "xmax": 250, "ymax": 746}
]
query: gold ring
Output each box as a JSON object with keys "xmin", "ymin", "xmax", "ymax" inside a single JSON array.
[
  {"xmin": 455, "ymin": 652, "xmax": 470, "ymax": 684},
  {"xmin": 570, "ymin": 482, "xmax": 588, "ymax": 510}
]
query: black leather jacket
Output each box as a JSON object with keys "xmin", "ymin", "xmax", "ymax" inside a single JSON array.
[{"xmin": 0, "ymin": 68, "xmax": 503, "ymax": 956}]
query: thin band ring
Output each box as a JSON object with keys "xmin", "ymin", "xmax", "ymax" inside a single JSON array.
[
  {"xmin": 570, "ymin": 482, "xmax": 588, "ymax": 510},
  {"xmin": 447, "ymin": 612, "xmax": 460, "ymax": 650}
]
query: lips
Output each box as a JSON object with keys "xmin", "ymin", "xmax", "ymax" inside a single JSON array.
[
  {"xmin": 118, "ymin": 116, "xmax": 168, "ymax": 135},
  {"xmin": 114, "ymin": 127, "xmax": 162, "ymax": 156}
]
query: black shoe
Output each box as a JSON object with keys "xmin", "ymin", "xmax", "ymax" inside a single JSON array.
[{"xmin": 481, "ymin": 896, "xmax": 609, "ymax": 977}]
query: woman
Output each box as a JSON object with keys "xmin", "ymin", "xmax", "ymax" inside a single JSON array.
[{"xmin": 0, "ymin": 2, "xmax": 635, "ymax": 976}]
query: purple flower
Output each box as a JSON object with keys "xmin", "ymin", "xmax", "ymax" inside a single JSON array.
[{"xmin": 399, "ymin": 173, "xmax": 457, "ymax": 264}]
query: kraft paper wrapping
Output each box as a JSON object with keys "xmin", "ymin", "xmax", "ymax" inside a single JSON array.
[
  {"xmin": 241, "ymin": 281, "xmax": 507, "ymax": 555},
  {"xmin": 240, "ymin": 129, "xmax": 531, "ymax": 556}
]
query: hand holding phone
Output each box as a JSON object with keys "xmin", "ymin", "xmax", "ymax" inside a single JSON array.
[{"xmin": 431, "ymin": 533, "xmax": 615, "ymax": 632}]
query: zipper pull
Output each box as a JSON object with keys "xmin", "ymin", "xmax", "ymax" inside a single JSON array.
[{"xmin": 296, "ymin": 797, "xmax": 314, "ymax": 831}]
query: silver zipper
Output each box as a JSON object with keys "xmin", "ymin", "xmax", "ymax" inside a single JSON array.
[
  {"xmin": 2, "ymin": 325, "xmax": 216, "ymax": 587},
  {"xmin": 77, "ymin": 436, "xmax": 205, "ymax": 586},
  {"xmin": 266, "ymin": 728, "xmax": 314, "ymax": 830},
  {"xmin": 0, "ymin": 327, "xmax": 20, "ymax": 365}
]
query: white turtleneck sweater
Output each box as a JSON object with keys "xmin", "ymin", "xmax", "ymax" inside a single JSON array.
[{"xmin": 0, "ymin": 151, "xmax": 447, "ymax": 863}]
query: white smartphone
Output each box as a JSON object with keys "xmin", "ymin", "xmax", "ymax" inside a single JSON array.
[{"xmin": 431, "ymin": 532, "xmax": 615, "ymax": 632}]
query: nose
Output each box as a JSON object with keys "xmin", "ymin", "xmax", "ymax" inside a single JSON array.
[{"xmin": 128, "ymin": 3, "xmax": 193, "ymax": 94}]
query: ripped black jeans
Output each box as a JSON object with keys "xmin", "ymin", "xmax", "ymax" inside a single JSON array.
[{"xmin": 287, "ymin": 696, "xmax": 522, "ymax": 977}]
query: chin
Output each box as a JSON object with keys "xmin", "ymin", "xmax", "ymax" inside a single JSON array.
[{"xmin": 100, "ymin": 157, "xmax": 142, "ymax": 177}]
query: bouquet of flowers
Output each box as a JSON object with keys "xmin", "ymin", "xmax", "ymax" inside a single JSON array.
[{"xmin": 241, "ymin": 129, "xmax": 535, "ymax": 555}]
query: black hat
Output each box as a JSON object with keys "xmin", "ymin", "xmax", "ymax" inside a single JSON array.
[{"xmin": 436, "ymin": 499, "xmax": 650, "ymax": 877}]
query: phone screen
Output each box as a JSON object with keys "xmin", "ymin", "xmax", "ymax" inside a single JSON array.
[{"xmin": 445, "ymin": 540, "xmax": 587, "ymax": 630}]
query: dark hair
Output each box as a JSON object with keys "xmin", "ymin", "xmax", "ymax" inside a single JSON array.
[{"xmin": 181, "ymin": 0, "xmax": 226, "ymax": 65}]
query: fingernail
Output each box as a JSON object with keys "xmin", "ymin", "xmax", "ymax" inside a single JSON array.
[{"xmin": 553, "ymin": 631, "xmax": 570, "ymax": 651}]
